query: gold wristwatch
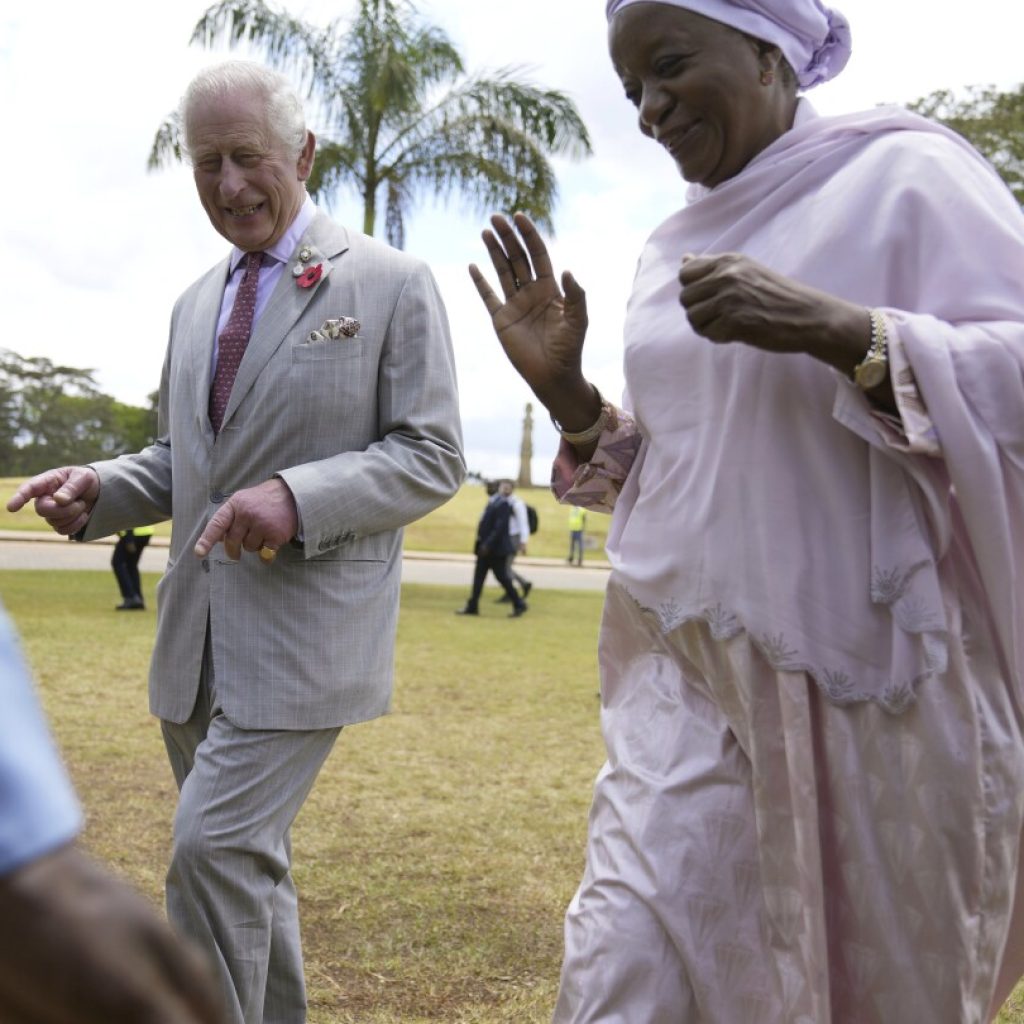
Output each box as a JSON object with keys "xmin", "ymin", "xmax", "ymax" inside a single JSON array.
[{"xmin": 853, "ymin": 309, "xmax": 889, "ymax": 390}]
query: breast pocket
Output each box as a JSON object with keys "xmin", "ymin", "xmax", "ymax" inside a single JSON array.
[
  {"xmin": 292, "ymin": 339, "xmax": 364, "ymax": 363},
  {"xmin": 287, "ymin": 338, "xmax": 378, "ymax": 445}
]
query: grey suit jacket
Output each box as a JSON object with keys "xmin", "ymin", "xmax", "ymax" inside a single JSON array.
[{"xmin": 83, "ymin": 212, "xmax": 465, "ymax": 728}]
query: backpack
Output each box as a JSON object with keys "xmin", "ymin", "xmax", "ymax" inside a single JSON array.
[{"xmin": 526, "ymin": 504, "xmax": 539, "ymax": 535}]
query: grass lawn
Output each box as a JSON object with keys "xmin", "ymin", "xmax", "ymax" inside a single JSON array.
[
  {"xmin": 0, "ymin": 478, "xmax": 608, "ymax": 563},
  {"xmin": 1, "ymin": 569, "xmax": 606, "ymax": 1023},
  {"xmin": 4, "ymin": 566, "xmax": 1024, "ymax": 1021}
]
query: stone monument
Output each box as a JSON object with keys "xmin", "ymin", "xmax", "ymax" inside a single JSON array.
[{"xmin": 517, "ymin": 402, "xmax": 534, "ymax": 488}]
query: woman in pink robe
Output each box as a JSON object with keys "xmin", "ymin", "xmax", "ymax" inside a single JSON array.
[{"xmin": 471, "ymin": 0, "xmax": 1024, "ymax": 1021}]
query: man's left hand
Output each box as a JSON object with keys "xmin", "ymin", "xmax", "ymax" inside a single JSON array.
[{"xmin": 194, "ymin": 478, "xmax": 298, "ymax": 562}]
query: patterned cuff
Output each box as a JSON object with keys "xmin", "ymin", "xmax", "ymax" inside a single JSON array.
[{"xmin": 551, "ymin": 403, "xmax": 642, "ymax": 514}]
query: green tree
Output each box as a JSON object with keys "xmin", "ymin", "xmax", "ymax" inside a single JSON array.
[
  {"xmin": 148, "ymin": 0, "xmax": 592, "ymax": 247},
  {"xmin": 908, "ymin": 83, "xmax": 1024, "ymax": 205},
  {"xmin": 111, "ymin": 392, "xmax": 159, "ymax": 454},
  {"xmin": 0, "ymin": 351, "xmax": 157, "ymax": 476}
]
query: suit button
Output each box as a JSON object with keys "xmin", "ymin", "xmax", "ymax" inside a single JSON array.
[
  {"xmin": 201, "ymin": 559, "xmax": 210, "ymax": 573},
  {"xmin": 211, "ymin": 491, "xmax": 224, "ymax": 503}
]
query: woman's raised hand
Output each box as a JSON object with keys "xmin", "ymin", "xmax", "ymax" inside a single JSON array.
[{"xmin": 469, "ymin": 213, "xmax": 591, "ymax": 415}]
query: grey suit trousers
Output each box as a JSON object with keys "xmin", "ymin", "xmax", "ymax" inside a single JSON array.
[{"xmin": 162, "ymin": 646, "xmax": 340, "ymax": 1024}]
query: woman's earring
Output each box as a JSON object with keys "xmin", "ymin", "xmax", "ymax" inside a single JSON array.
[{"xmin": 760, "ymin": 69, "xmax": 775, "ymax": 86}]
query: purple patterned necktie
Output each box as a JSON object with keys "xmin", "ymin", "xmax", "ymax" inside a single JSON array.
[{"xmin": 209, "ymin": 250, "xmax": 265, "ymax": 434}]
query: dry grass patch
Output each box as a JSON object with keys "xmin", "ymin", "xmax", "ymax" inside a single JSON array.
[
  {"xmin": 1, "ymin": 570, "xmax": 604, "ymax": 1022},
  {"xmin": 6, "ymin": 568, "xmax": 1024, "ymax": 1021}
]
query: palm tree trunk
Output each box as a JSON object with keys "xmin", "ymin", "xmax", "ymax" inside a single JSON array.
[{"xmin": 363, "ymin": 181, "xmax": 376, "ymax": 236}]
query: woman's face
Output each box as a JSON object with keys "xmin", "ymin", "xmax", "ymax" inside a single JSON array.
[{"xmin": 609, "ymin": 3, "xmax": 791, "ymax": 188}]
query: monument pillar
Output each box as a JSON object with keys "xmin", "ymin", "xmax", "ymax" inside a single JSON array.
[{"xmin": 517, "ymin": 402, "xmax": 534, "ymax": 488}]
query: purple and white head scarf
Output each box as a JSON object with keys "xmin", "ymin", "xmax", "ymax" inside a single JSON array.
[{"xmin": 605, "ymin": 0, "xmax": 852, "ymax": 88}]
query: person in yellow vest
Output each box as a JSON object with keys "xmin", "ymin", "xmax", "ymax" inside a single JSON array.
[
  {"xmin": 567, "ymin": 505, "xmax": 586, "ymax": 567},
  {"xmin": 111, "ymin": 526, "xmax": 155, "ymax": 611}
]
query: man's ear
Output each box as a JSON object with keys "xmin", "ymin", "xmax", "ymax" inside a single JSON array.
[{"xmin": 297, "ymin": 130, "xmax": 316, "ymax": 181}]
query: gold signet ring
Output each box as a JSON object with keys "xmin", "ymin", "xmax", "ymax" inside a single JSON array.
[{"xmin": 259, "ymin": 545, "xmax": 278, "ymax": 563}]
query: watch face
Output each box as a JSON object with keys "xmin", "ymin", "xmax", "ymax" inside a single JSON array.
[{"xmin": 855, "ymin": 358, "xmax": 887, "ymax": 390}]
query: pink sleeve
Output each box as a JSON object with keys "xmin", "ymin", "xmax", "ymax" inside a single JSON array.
[{"xmin": 550, "ymin": 403, "xmax": 643, "ymax": 514}]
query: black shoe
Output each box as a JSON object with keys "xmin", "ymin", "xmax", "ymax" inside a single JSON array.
[
  {"xmin": 495, "ymin": 594, "xmax": 512, "ymax": 604},
  {"xmin": 508, "ymin": 604, "xmax": 527, "ymax": 618},
  {"xmin": 521, "ymin": 581, "xmax": 533, "ymax": 598},
  {"xmin": 455, "ymin": 605, "xmax": 479, "ymax": 616},
  {"xmin": 116, "ymin": 597, "xmax": 145, "ymax": 611}
]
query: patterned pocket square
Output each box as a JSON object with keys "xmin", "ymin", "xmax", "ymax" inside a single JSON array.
[{"xmin": 308, "ymin": 316, "xmax": 361, "ymax": 343}]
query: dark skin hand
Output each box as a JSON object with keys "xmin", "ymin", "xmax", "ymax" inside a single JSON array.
[
  {"xmin": 0, "ymin": 843, "xmax": 228, "ymax": 1024},
  {"xmin": 469, "ymin": 213, "xmax": 602, "ymax": 460},
  {"xmin": 679, "ymin": 252, "xmax": 897, "ymax": 411}
]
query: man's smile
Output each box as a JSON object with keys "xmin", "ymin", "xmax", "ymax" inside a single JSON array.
[{"xmin": 227, "ymin": 202, "xmax": 264, "ymax": 217}]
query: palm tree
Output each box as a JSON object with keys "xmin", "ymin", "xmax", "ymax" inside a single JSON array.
[{"xmin": 149, "ymin": 0, "xmax": 592, "ymax": 247}]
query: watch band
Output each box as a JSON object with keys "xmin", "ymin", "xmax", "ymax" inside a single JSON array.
[{"xmin": 853, "ymin": 309, "xmax": 889, "ymax": 391}]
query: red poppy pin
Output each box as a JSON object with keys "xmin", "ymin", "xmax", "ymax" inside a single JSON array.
[{"xmin": 296, "ymin": 263, "xmax": 323, "ymax": 289}]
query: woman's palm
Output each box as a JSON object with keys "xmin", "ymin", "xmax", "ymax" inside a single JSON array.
[
  {"xmin": 469, "ymin": 214, "xmax": 588, "ymax": 402},
  {"xmin": 490, "ymin": 277, "xmax": 586, "ymax": 394}
]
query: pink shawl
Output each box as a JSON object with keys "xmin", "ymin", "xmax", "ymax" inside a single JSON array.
[{"xmin": 606, "ymin": 101, "xmax": 1024, "ymax": 710}]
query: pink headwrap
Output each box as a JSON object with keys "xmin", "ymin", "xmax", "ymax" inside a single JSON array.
[{"xmin": 605, "ymin": 0, "xmax": 851, "ymax": 88}]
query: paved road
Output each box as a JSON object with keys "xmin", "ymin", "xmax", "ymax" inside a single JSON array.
[{"xmin": 0, "ymin": 531, "xmax": 611, "ymax": 592}]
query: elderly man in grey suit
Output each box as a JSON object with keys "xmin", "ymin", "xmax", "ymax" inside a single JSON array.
[{"xmin": 8, "ymin": 60, "xmax": 464, "ymax": 1024}]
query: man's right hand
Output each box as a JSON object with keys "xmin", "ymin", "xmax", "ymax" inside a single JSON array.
[
  {"xmin": 6, "ymin": 467, "xmax": 100, "ymax": 536},
  {"xmin": 0, "ymin": 843, "xmax": 228, "ymax": 1024}
]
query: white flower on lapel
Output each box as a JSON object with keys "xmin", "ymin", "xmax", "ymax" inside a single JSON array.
[{"xmin": 307, "ymin": 317, "xmax": 361, "ymax": 343}]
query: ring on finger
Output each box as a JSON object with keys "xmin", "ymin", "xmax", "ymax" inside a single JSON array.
[{"xmin": 259, "ymin": 545, "xmax": 278, "ymax": 563}]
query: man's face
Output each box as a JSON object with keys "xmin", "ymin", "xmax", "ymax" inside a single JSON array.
[
  {"xmin": 499, "ymin": 481, "xmax": 513, "ymax": 497},
  {"xmin": 189, "ymin": 90, "xmax": 315, "ymax": 252}
]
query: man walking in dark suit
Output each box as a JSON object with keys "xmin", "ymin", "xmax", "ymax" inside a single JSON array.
[{"xmin": 456, "ymin": 487, "xmax": 528, "ymax": 618}]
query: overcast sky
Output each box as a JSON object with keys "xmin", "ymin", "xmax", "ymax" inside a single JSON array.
[{"xmin": 1, "ymin": 2, "xmax": 1021, "ymax": 480}]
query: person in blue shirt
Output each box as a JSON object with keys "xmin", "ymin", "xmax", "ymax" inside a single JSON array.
[{"xmin": 0, "ymin": 603, "xmax": 226, "ymax": 1024}]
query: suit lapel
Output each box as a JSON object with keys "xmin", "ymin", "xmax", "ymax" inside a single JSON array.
[{"xmin": 218, "ymin": 214, "xmax": 351, "ymax": 434}]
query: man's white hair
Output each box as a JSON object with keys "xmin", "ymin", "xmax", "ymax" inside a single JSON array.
[{"xmin": 179, "ymin": 60, "xmax": 309, "ymax": 160}]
